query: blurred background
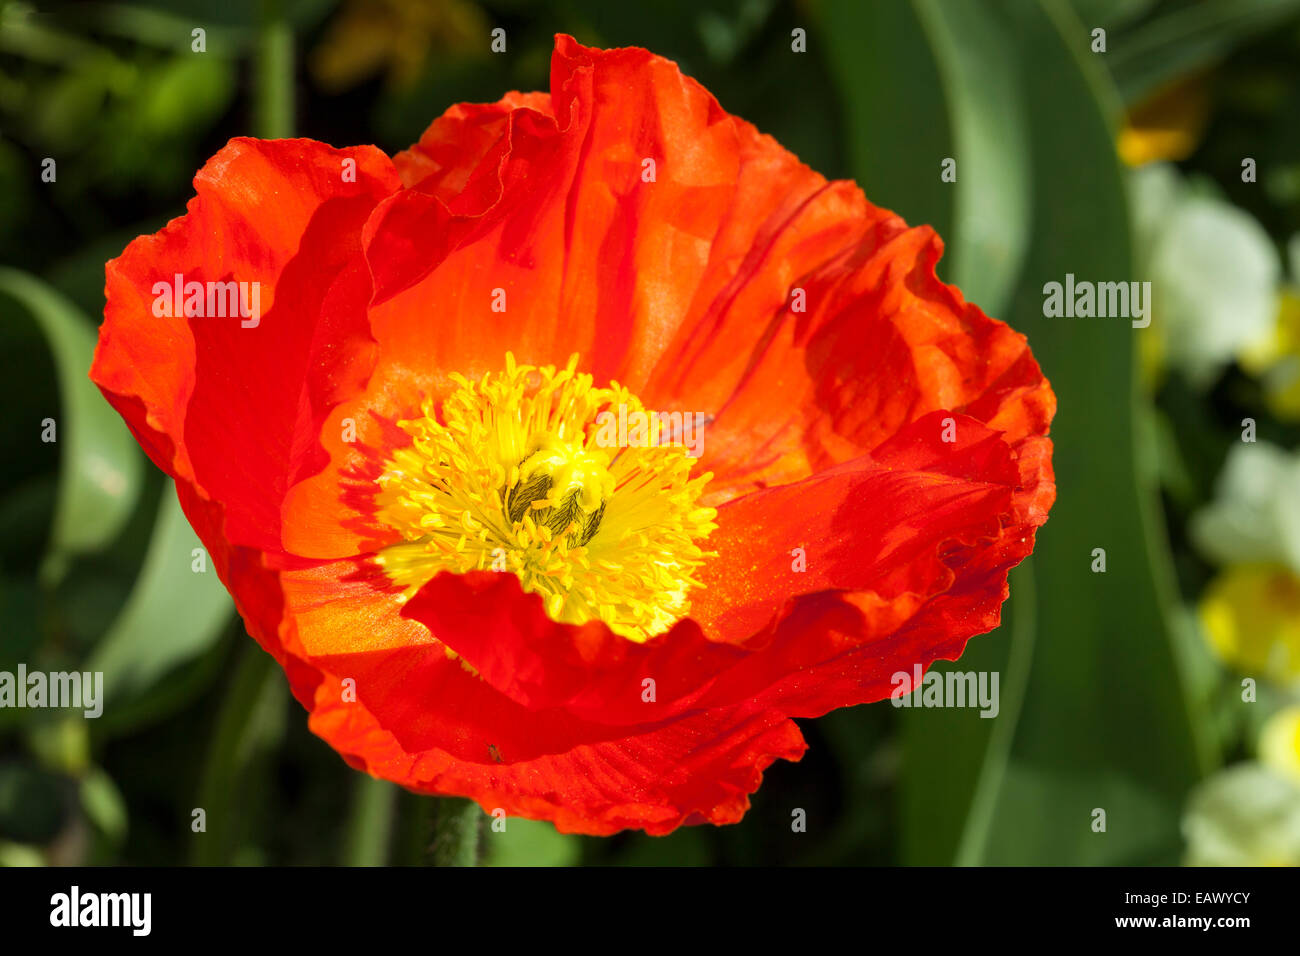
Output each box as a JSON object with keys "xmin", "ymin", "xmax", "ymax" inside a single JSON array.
[{"xmin": 1, "ymin": 0, "xmax": 1299, "ymax": 866}]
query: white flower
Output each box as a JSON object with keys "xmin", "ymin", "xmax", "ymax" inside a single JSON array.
[
  {"xmin": 1183, "ymin": 763, "xmax": 1300, "ymax": 865},
  {"xmin": 1190, "ymin": 442, "xmax": 1300, "ymax": 574},
  {"xmin": 1132, "ymin": 163, "xmax": 1281, "ymax": 385}
]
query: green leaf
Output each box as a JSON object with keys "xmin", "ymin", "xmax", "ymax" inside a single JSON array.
[
  {"xmin": 191, "ymin": 643, "xmax": 285, "ymax": 865},
  {"xmin": 1065, "ymin": 0, "xmax": 1158, "ymax": 31},
  {"xmin": 0, "ymin": 842, "xmax": 46, "ymax": 866},
  {"xmin": 26, "ymin": 715, "xmax": 91, "ymax": 776},
  {"xmin": 136, "ymin": 56, "xmax": 237, "ymax": 140},
  {"xmin": 912, "ymin": 0, "xmax": 1031, "ymax": 316},
  {"xmin": 973, "ymin": 0, "xmax": 1213, "ymax": 865},
  {"xmin": 86, "ymin": 486, "xmax": 232, "ymax": 715},
  {"xmin": 823, "ymin": 0, "xmax": 954, "ymax": 241},
  {"xmin": 1107, "ymin": 0, "xmax": 1300, "ymax": 104},
  {"xmin": 483, "ymin": 816, "xmax": 580, "ymax": 867},
  {"xmin": 899, "ymin": 563, "xmax": 1037, "ymax": 865},
  {"xmin": 66, "ymin": 0, "xmax": 339, "ymax": 50},
  {"xmin": 825, "ymin": 0, "xmax": 1036, "ymax": 865},
  {"xmin": 80, "ymin": 767, "xmax": 128, "ymax": 843},
  {"xmin": 0, "ymin": 268, "xmax": 142, "ymax": 583}
]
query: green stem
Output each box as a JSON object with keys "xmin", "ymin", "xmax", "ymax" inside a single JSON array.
[
  {"xmin": 190, "ymin": 643, "xmax": 279, "ymax": 865},
  {"xmin": 427, "ymin": 797, "xmax": 482, "ymax": 867},
  {"xmin": 254, "ymin": 0, "xmax": 293, "ymax": 139},
  {"xmin": 342, "ymin": 776, "xmax": 396, "ymax": 866}
]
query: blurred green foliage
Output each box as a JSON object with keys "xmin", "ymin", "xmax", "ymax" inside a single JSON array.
[{"xmin": 1, "ymin": 0, "xmax": 1299, "ymax": 866}]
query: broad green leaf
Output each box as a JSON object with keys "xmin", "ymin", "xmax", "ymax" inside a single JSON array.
[
  {"xmin": 87, "ymin": 486, "xmax": 232, "ymax": 713},
  {"xmin": 0, "ymin": 268, "xmax": 142, "ymax": 582},
  {"xmin": 899, "ymin": 564, "xmax": 1037, "ymax": 865},
  {"xmin": 827, "ymin": 0, "xmax": 1035, "ymax": 866},
  {"xmin": 912, "ymin": 0, "xmax": 1031, "ymax": 315},
  {"xmin": 823, "ymin": 0, "xmax": 954, "ymax": 241},
  {"xmin": 975, "ymin": 0, "xmax": 1213, "ymax": 865}
]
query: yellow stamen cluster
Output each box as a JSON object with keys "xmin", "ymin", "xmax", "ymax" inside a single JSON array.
[{"xmin": 373, "ymin": 354, "xmax": 717, "ymax": 642}]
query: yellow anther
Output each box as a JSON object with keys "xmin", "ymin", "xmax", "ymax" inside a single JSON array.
[{"xmin": 372, "ymin": 354, "xmax": 716, "ymax": 642}]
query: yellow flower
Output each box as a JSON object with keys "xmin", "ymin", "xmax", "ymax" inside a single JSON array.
[
  {"xmin": 1261, "ymin": 706, "xmax": 1300, "ymax": 784},
  {"xmin": 1240, "ymin": 288, "xmax": 1300, "ymax": 421},
  {"xmin": 1118, "ymin": 73, "xmax": 1211, "ymax": 168},
  {"xmin": 1199, "ymin": 564, "xmax": 1300, "ymax": 685}
]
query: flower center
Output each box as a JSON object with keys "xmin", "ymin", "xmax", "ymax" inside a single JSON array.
[{"xmin": 373, "ymin": 354, "xmax": 717, "ymax": 642}]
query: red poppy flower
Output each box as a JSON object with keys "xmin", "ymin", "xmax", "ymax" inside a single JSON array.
[{"xmin": 91, "ymin": 35, "xmax": 1055, "ymax": 835}]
